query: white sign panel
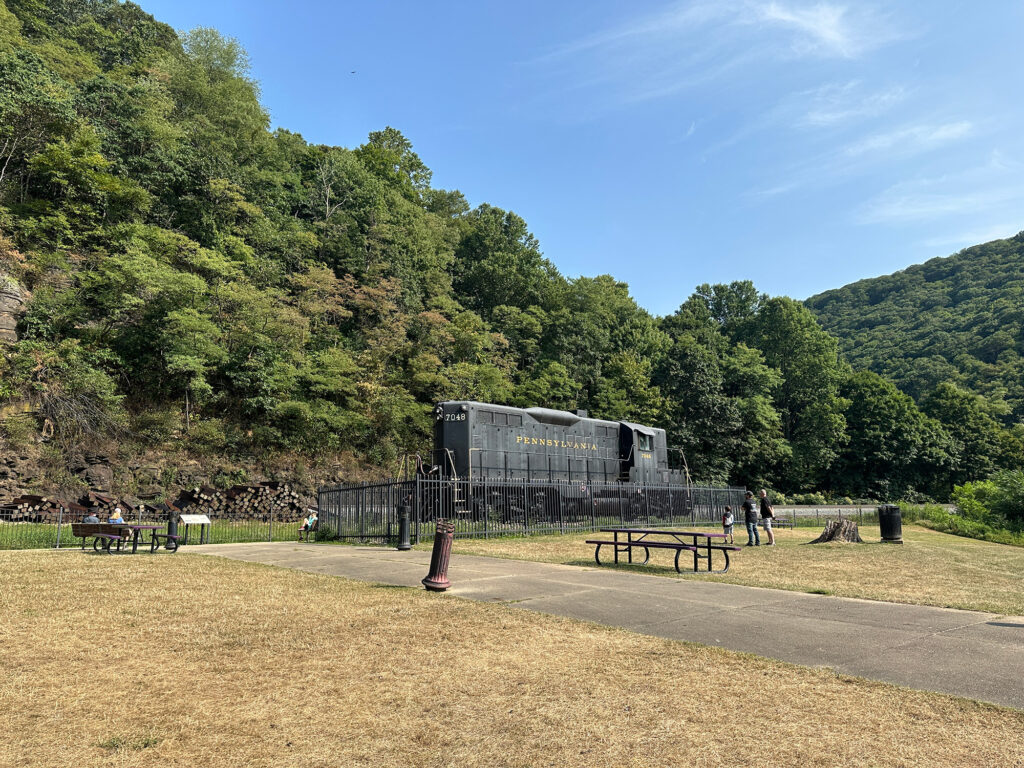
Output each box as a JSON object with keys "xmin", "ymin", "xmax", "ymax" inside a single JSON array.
[{"xmin": 179, "ymin": 514, "xmax": 211, "ymax": 524}]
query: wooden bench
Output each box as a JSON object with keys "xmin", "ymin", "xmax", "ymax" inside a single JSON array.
[
  {"xmin": 298, "ymin": 519, "xmax": 319, "ymax": 542},
  {"xmin": 70, "ymin": 523, "xmax": 127, "ymax": 553},
  {"xmin": 772, "ymin": 517, "xmax": 794, "ymax": 529},
  {"xmin": 149, "ymin": 533, "xmax": 180, "ymax": 553}
]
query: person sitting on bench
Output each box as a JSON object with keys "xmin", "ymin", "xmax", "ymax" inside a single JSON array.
[
  {"xmin": 299, "ymin": 510, "xmax": 318, "ymax": 540},
  {"xmin": 108, "ymin": 507, "xmax": 126, "ymax": 525},
  {"xmin": 83, "ymin": 511, "xmax": 100, "ymax": 524}
]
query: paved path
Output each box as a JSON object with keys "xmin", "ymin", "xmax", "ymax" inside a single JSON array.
[{"xmin": 198, "ymin": 542, "xmax": 1024, "ymax": 710}]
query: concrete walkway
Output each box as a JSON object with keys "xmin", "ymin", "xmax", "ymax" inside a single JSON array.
[{"xmin": 198, "ymin": 542, "xmax": 1024, "ymax": 710}]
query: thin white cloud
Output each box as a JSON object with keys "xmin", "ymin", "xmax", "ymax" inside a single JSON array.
[
  {"xmin": 796, "ymin": 81, "xmax": 907, "ymax": 127},
  {"xmin": 746, "ymin": 118, "xmax": 974, "ymax": 198},
  {"xmin": 528, "ymin": 1, "xmax": 906, "ymax": 109},
  {"xmin": 843, "ymin": 121, "xmax": 972, "ymax": 157},
  {"xmin": 858, "ymin": 175, "xmax": 1022, "ymax": 224},
  {"xmin": 920, "ymin": 224, "xmax": 1022, "ymax": 250},
  {"xmin": 750, "ymin": 2, "xmax": 901, "ymax": 58}
]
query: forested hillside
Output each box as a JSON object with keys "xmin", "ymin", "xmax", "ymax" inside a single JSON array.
[
  {"xmin": 0, "ymin": 0, "xmax": 1020, "ymax": 503},
  {"xmin": 807, "ymin": 235, "xmax": 1024, "ymax": 420}
]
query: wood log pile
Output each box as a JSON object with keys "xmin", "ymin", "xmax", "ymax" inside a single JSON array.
[
  {"xmin": 0, "ymin": 482, "xmax": 306, "ymax": 524},
  {"xmin": 78, "ymin": 491, "xmax": 125, "ymax": 518},
  {"xmin": 171, "ymin": 482, "xmax": 305, "ymax": 521},
  {"xmin": 0, "ymin": 495, "xmax": 87, "ymax": 523}
]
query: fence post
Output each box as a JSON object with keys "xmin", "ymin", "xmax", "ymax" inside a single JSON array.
[
  {"xmin": 414, "ymin": 477, "xmax": 421, "ymax": 545},
  {"xmin": 483, "ymin": 477, "xmax": 489, "ymax": 539},
  {"xmin": 668, "ymin": 485, "xmax": 674, "ymax": 526},
  {"xmin": 268, "ymin": 507, "xmax": 273, "ymax": 542},
  {"xmin": 618, "ymin": 483, "xmax": 624, "ymax": 526},
  {"xmin": 523, "ymin": 481, "xmax": 529, "ymax": 535},
  {"xmin": 591, "ymin": 485, "xmax": 596, "ymax": 532},
  {"xmin": 54, "ymin": 505, "xmax": 64, "ymax": 549},
  {"xmin": 558, "ymin": 483, "xmax": 565, "ymax": 535}
]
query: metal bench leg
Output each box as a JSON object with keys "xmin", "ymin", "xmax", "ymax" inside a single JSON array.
[{"xmin": 718, "ymin": 550, "xmax": 730, "ymax": 573}]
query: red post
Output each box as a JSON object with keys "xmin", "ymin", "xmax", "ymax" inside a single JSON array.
[{"xmin": 422, "ymin": 520, "xmax": 455, "ymax": 592}]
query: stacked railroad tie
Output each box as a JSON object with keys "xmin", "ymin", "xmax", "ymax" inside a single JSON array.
[
  {"xmin": 78, "ymin": 491, "xmax": 127, "ymax": 520},
  {"xmin": 0, "ymin": 495, "xmax": 86, "ymax": 523},
  {"xmin": 171, "ymin": 482, "xmax": 304, "ymax": 521}
]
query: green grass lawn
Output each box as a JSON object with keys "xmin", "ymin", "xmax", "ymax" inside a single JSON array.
[
  {"xmin": 412, "ymin": 523, "xmax": 1024, "ymax": 615},
  {"xmin": 0, "ymin": 518, "xmax": 309, "ymax": 550},
  {"xmin": 3, "ymin": 550, "xmax": 1023, "ymax": 768}
]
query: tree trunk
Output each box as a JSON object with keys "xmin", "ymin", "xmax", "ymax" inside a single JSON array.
[{"xmin": 806, "ymin": 518, "xmax": 863, "ymax": 544}]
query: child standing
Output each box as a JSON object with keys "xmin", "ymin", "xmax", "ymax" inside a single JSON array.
[{"xmin": 722, "ymin": 505, "xmax": 734, "ymax": 544}]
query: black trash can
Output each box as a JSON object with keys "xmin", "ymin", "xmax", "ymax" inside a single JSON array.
[{"xmin": 879, "ymin": 504, "xmax": 903, "ymax": 543}]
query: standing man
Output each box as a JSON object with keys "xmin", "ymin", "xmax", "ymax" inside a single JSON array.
[
  {"xmin": 759, "ymin": 488, "xmax": 775, "ymax": 546},
  {"xmin": 742, "ymin": 491, "xmax": 760, "ymax": 546}
]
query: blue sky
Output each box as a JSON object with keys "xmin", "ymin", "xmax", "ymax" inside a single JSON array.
[{"xmin": 138, "ymin": 0, "xmax": 1024, "ymax": 315}]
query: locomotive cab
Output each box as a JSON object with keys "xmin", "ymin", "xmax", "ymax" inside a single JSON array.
[
  {"xmin": 432, "ymin": 402, "xmax": 471, "ymax": 477},
  {"xmin": 618, "ymin": 422, "xmax": 661, "ymax": 483}
]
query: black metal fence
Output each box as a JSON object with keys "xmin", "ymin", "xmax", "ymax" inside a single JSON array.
[
  {"xmin": 317, "ymin": 477, "xmax": 748, "ymax": 543},
  {"xmin": 0, "ymin": 508, "xmax": 308, "ymax": 550}
]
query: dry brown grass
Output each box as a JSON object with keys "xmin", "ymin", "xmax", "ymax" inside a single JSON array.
[
  {"xmin": 435, "ymin": 524, "xmax": 1024, "ymax": 615},
  {"xmin": 2, "ymin": 550, "xmax": 1023, "ymax": 768}
]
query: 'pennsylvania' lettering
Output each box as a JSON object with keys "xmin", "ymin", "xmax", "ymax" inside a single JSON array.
[{"xmin": 515, "ymin": 435, "xmax": 599, "ymax": 451}]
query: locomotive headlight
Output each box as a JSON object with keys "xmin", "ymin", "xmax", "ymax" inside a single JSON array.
[
  {"xmin": 434, "ymin": 406, "xmax": 443, "ymax": 420},
  {"xmin": 460, "ymin": 404, "xmax": 468, "ymax": 412}
]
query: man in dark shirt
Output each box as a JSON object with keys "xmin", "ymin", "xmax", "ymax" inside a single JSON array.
[{"xmin": 742, "ymin": 490, "xmax": 760, "ymax": 546}]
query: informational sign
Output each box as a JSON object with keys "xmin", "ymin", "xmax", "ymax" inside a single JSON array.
[{"xmin": 179, "ymin": 514, "xmax": 211, "ymax": 525}]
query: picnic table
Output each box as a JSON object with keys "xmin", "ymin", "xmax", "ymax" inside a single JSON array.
[
  {"xmin": 124, "ymin": 524, "xmax": 162, "ymax": 554},
  {"xmin": 585, "ymin": 527, "xmax": 742, "ymax": 574},
  {"xmin": 69, "ymin": 523, "xmax": 179, "ymax": 554}
]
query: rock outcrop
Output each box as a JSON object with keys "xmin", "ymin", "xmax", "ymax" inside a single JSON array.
[{"xmin": 0, "ymin": 272, "xmax": 24, "ymax": 344}]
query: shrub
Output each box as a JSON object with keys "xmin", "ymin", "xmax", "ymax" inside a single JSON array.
[
  {"xmin": 315, "ymin": 524, "xmax": 339, "ymax": 542},
  {"xmin": 917, "ymin": 508, "xmax": 1024, "ymax": 547}
]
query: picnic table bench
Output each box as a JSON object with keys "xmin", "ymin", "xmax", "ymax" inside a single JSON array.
[
  {"xmin": 70, "ymin": 523, "xmax": 179, "ymax": 554},
  {"xmin": 149, "ymin": 532, "xmax": 180, "ymax": 552},
  {"xmin": 586, "ymin": 527, "xmax": 742, "ymax": 573},
  {"xmin": 71, "ymin": 523, "xmax": 129, "ymax": 553}
]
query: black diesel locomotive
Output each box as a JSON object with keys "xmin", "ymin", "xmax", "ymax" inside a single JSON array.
[{"xmin": 430, "ymin": 400, "xmax": 684, "ymax": 484}]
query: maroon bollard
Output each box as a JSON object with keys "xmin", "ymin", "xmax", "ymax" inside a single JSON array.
[{"xmin": 422, "ymin": 520, "xmax": 455, "ymax": 592}]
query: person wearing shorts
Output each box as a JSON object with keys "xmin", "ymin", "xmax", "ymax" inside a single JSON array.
[
  {"xmin": 722, "ymin": 506, "xmax": 734, "ymax": 544},
  {"xmin": 759, "ymin": 489, "xmax": 775, "ymax": 546}
]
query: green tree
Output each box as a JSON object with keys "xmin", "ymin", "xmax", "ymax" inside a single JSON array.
[{"xmin": 739, "ymin": 297, "xmax": 848, "ymax": 490}]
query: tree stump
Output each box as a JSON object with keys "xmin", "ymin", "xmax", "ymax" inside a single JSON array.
[{"xmin": 806, "ymin": 518, "xmax": 863, "ymax": 544}]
